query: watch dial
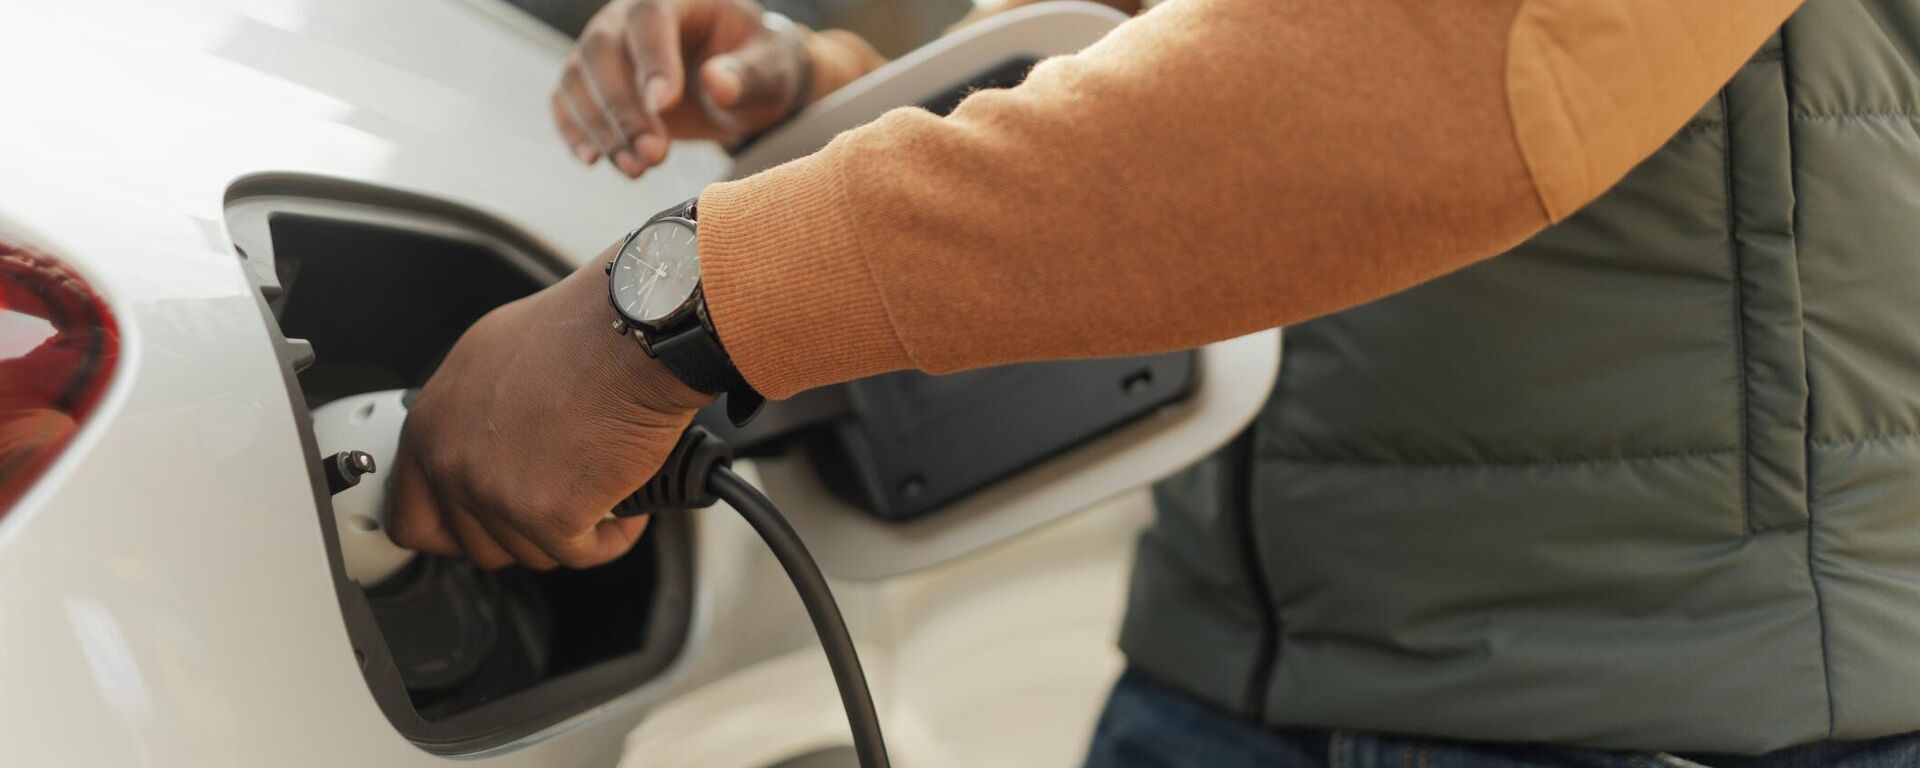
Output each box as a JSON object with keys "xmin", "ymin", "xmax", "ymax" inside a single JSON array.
[{"xmin": 611, "ymin": 220, "xmax": 701, "ymax": 326}]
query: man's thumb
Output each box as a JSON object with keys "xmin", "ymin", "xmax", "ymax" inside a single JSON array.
[{"xmin": 701, "ymin": 34, "xmax": 800, "ymax": 112}]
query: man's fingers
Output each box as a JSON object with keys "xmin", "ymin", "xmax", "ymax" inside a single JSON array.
[
  {"xmin": 443, "ymin": 505, "xmax": 518, "ymax": 571},
  {"xmin": 550, "ymin": 90, "xmax": 600, "ymax": 165},
  {"xmin": 386, "ymin": 446, "xmax": 554, "ymax": 571},
  {"xmin": 580, "ymin": 32, "xmax": 667, "ymax": 169},
  {"xmin": 546, "ymin": 515, "xmax": 650, "ymax": 570},
  {"xmin": 472, "ymin": 510, "xmax": 561, "ymax": 571},
  {"xmin": 385, "ymin": 454, "xmax": 462, "ymax": 556},
  {"xmin": 561, "ymin": 64, "xmax": 643, "ymax": 177},
  {"xmin": 623, "ymin": 0, "xmax": 685, "ymax": 163},
  {"xmin": 701, "ymin": 34, "xmax": 797, "ymax": 113},
  {"xmin": 624, "ymin": 0, "xmax": 686, "ymax": 111}
]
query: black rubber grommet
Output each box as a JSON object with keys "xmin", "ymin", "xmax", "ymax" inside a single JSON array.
[{"xmin": 613, "ymin": 426, "xmax": 734, "ymax": 517}]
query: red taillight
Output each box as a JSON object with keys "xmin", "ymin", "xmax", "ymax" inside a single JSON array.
[{"xmin": 0, "ymin": 240, "xmax": 119, "ymax": 513}]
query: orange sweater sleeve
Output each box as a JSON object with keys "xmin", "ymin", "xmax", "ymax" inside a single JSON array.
[{"xmin": 701, "ymin": 0, "xmax": 1802, "ymax": 399}]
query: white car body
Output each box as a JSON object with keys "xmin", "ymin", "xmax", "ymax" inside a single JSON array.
[{"xmin": 0, "ymin": 1, "xmax": 1276, "ymax": 766}]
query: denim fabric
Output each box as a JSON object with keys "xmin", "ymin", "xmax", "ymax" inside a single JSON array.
[{"xmin": 1084, "ymin": 670, "xmax": 1920, "ymax": 768}]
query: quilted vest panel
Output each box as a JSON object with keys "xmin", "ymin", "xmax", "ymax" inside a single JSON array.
[{"xmin": 1122, "ymin": 0, "xmax": 1920, "ymax": 753}]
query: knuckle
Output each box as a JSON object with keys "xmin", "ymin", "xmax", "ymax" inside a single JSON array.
[
  {"xmin": 466, "ymin": 472, "xmax": 507, "ymax": 510},
  {"xmin": 526, "ymin": 514, "xmax": 583, "ymax": 552},
  {"xmin": 519, "ymin": 501, "xmax": 583, "ymax": 546}
]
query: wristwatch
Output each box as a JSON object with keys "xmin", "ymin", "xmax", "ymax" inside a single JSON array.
[{"xmin": 606, "ymin": 198, "xmax": 764, "ymax": 426}]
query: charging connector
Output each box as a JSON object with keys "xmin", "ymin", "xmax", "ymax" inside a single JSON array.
[{"xmin": 617, "ymin": 427, "xmax": 891, "ymax": 768}]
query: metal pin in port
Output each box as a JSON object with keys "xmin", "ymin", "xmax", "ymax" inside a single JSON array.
[{"xmin": 324, "ymin": 450, "xmax": 377, "ymax": 495}]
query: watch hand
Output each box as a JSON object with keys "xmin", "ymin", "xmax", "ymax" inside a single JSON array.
[
  {"xmin": 635, "ymin": 259, "xmax": 670, "ymax": 280},
  {"xmin": 636, "ymin": 273, "xmax": 660, "ymax": 312}
]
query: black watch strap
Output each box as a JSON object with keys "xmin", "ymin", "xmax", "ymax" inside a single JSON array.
[
  {"xmin": 649, "ymin": 319, "xmax": 765, "ymax": 427},
  {"xmin": 627, "ymin": 196, "xmax": 762, "ymax": 426}
]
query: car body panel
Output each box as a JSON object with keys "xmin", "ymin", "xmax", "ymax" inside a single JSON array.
[{"xmin": 0, "ymin": 1, "xmax": 713, "ymax": 764}]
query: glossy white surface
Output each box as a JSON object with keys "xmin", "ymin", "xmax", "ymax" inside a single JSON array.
[{"xmin": 0, "ymin": 0, "xmax": 718, "ymax": 764}]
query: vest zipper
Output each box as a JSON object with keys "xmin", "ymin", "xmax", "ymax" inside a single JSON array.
[{"xmin": 1230, "ymin": 428, "xmax": 1279, "ymax": 719}]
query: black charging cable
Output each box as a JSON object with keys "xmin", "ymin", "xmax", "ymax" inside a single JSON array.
[{"xmin": 616, "ymin": 427, "xmax": 891, "ymax": 768}]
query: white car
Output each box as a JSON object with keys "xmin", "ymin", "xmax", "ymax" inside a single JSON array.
[{"xmin": 0, "ymin": 1, "xmax": 1277, "ymax": 765}]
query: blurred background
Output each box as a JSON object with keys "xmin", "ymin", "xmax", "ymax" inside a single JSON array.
[{"xmin": 505, "ymin": 0, "xmax": 975, "ymax": 58}]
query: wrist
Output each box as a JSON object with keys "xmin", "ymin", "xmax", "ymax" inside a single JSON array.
[
  {"xmin": 557, "ymin": 263, "xmax": 714, "ymax": 416},
  {"xmin": 614, "ymin": 333, "xmax": 716, "ymax": 415}
]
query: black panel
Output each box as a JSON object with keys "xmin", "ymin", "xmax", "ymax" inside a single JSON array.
[
  {"xmin": 917, "ymin": 56, "xmax": 1037, "ymax": 116},
  {"xmin": 274, "ymin": 216, "xmax": 535, "ymax": 407},
  {"xmin": 833, "ymin": 355, "xmax": 1193, "ymax": 519}
]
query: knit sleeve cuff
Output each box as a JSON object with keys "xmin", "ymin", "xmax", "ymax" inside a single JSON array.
[{"xmin": 697, "ymin": 147, "xmax": 915, "ymax": 399}]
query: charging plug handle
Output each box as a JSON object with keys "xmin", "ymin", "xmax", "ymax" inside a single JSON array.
[{"xmin": 613, "ymin": 426, "xmax": 735, "ymax": 516}]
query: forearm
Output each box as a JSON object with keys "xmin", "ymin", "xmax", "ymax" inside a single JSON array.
[{"xmin": 705, "ymin": 0, "xmax": 1802, "ymax": 399}]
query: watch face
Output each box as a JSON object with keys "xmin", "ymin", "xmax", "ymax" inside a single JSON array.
[{"xmin": 610, "ymin": 219, "xmax": 701, "ymax": 327}]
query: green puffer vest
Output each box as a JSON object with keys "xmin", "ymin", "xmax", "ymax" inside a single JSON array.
[{"xmin": 1122, "ymin": 0, "xmax": 1920, "ymax": 754}]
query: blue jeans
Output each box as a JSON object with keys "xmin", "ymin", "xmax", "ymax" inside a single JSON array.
[{"xmin": 1085, "ymin": 670, "xmax": 1920, "ymax": 768}]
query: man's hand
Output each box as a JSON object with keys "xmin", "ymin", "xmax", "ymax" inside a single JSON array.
[
  {"xmin": 553, "ymin": 0, "xmax": 810, "ymax": 178},
  {"xmin": 386, "ymin": 250, "xmax": 714, "ymax": 569}
]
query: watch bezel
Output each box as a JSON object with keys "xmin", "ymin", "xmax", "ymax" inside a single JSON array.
[{"xmin": 607, "ymin": 215, "xmax": 702, "ymax": 332}]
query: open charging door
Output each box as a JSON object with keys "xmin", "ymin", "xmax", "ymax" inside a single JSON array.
[{"xmin": 706, "ymin": 1, "xmax": 1282, "ymax": 581}]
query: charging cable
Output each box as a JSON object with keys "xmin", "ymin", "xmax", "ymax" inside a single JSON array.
[{"xmin": 616, "ymin": 427, "xmax": 891, "ymax": 768}]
